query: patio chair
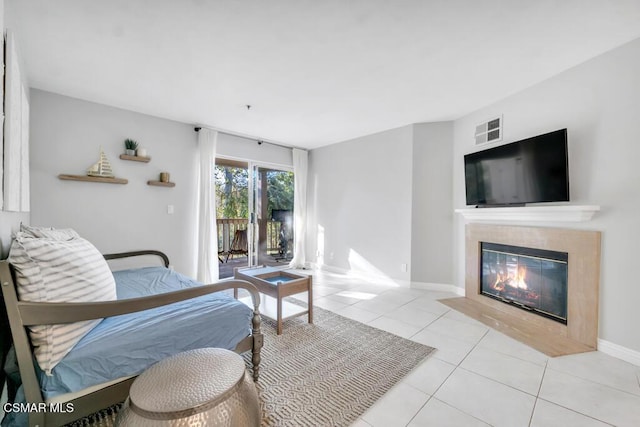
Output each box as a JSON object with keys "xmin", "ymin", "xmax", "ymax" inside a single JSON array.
[{"xmin": 226, "ymin": 229, "xmax": 248, "ymax": 262}]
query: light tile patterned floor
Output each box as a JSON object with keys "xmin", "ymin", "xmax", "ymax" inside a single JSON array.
[{"xmin": 289, "ymin": 269, "xmax": 640, "ymax": 427}]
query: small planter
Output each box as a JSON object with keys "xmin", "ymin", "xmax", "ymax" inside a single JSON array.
[{"xmin": 124, "ymin": 138, "xmax": 139, "ymax": 156}]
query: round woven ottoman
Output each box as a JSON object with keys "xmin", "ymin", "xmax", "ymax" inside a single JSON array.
[{"xmin": 116, "ymin": 348, "xmax": 260, "ymax": 426}]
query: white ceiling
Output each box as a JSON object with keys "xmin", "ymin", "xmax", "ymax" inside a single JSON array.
[{"xmin": 7, "ymin": 0, "xmax": 640, "ymax": 149}]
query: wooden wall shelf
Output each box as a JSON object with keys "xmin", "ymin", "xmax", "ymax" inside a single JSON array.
[
  {"xmin": 147, "ymin": 180, "xmax": 175, "ymax": 187},
  {"xmin": 120, "ymin": 154, "xmax": 151, "ymax": 163},
  {"xmin": 59, "ymin": 174, "xmax": 128, "ymax": 184}
]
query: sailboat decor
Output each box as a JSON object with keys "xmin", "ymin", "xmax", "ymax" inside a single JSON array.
[{"xmin": 87, "ymin": 147, "xmax": 115, "ymax": 178}]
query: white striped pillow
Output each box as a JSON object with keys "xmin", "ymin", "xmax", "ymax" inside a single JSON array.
[
  {"xmin": 8, "ymin": 231, "xmax": 117, "ymax": 375},
  {"xmin": 19, "ymin": 224, "xmax": 80, "ymax": 241}
]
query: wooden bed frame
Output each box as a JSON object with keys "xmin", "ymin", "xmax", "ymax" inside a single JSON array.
[{"xmin": 0, "ymin": 250, "xmax": 263, "ymax": 427}]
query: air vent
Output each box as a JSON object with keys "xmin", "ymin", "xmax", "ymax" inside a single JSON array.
[{"xmin": 475, "ymin": 115, "xmax": 502, "ymax": 145}]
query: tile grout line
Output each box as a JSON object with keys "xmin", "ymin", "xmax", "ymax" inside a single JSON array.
[
  {"xmin": 392, "ymin": 294, "xmax": 457, "ymax": 426},
  {"xmin": 359, "ymin": 293, "xmax": 455, "ymax": 427},
  {"xmin": 454, "ymin": 364, "xmax": 542, "ymax": 399},
  {"xmin": 417, "ymin": 397, "xmax": 494, "ymax": 427},
  {"xmin": 366, "ymin": 293, "xmax": 452, "ymax": 344},
  {"xmin": 456, "ymin": 328, "xmax": 490, "ymax": 367},
  {"xmin": 401, "ymin": 383, "xmax": 435, "ymax": 427},
  {"xmin": 535, "ymin": 397, "xmax": 618, "ymax": 427},
  {"xmin": 527, "ymin": 359, "xmax": 548, "ymax": 426},
  {"xmin": 444, "ymin": 326, "xmax": 556, "ymax": 398},
  {"xmin": 403, "ymin": 362, "xmax": 464, "ymax": 427},
  {"xmin": 403, "ymin": 328, "xmax": 497, "ymax": 427},
  {"xmin": 536, "ymin": 361, "xmax": 621, "ymax": 427},
  {"xmin": 544, "ymin": 365, "xmax": 640, "ymax": 399},
  {"xmin": 319, "ymin": 272, "xmax": 637, "ymax": 427},
  {"xmin": 407, "ymin": 307, "xmax": 451, "ymax": 340}
]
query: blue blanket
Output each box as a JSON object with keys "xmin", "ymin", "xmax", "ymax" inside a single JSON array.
[
  {"xmin": 38, "ymin": 267, "xmax": 253, "ymax": 399},
  {"xmin": 3, "ymin": 266, "xmax": 253, "ymax": 425}
]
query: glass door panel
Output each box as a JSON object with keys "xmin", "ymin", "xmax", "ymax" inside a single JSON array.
[
  {"xmin": 249, "ymin": 165, "xmax": 294, "ymax": 267},
  {"xmin": 215, "ymin": 159, "xmax": 249, "ymax": 278}
]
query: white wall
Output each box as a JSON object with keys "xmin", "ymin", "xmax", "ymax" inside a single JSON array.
[
  {"xmin": 411, "ymin": 122, "xmax": 453, "ymax": 285},
  {"xmin": 452, "ymin": 37, "xmax": 640, "ymax": 354},
  {"xmin": 307, "ymin": 126, "xmax": 414, "ymax": 283},
  {"xmin": 29, "ymin": 90, "xmax": 292, "ymax": 276},
  {"xmin": 30, "ymin": 90, "xmax": 199, "ymax": 275}
]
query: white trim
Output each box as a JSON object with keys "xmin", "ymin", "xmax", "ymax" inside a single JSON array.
[
  {"xmin": 597, "ymin": 339, "xmax": 640, "ymax": 367},
  {"xmin": 216, "ymin": 154, "xmax": 293, "ymax": 172},
  {"xmin": 411, "ymin": 281, "xmax": 465, "ymax": 296},
  {"xmin": 250, "ymin": 159, "xmax": 294, "ymax": 173},
  {"xmin": 455, "ymin": 205, "xmax": 600, "ymax": 223}
]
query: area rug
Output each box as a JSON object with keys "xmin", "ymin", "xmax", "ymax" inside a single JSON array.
[{"xmin": 68, "ymin": 305, "xmax": 435, "ymax": 426}]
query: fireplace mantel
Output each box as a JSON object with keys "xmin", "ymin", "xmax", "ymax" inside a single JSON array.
[{"xmin": 455, "ymin": 205, "xmax": 600, "ymax": 223}]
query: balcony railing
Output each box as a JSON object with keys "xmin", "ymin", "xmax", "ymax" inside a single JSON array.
[{"xmin": 216, "ymin": 218, "xmax": 283, "ymax": 255}]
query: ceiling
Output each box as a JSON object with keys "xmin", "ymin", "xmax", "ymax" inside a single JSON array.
[{"xmin": 7, "ymin": 0, "xmax": 640, "ymax": 149}]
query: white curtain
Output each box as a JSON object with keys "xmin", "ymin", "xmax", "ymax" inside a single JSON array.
[
  {"xmin": 289, "ymin": 148, "xmax": 308, "ymax": 269},
  {"xmin": 196, "ymin": 128, "xmax": 219, "ymax": 283}
]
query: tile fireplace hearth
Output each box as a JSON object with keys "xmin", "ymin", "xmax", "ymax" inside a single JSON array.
[{"xmin": 441, "ymin": 224, "xmax": 601, "ymax": 357}]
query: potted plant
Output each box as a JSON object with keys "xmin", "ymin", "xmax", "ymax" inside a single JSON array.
[{"xmin": 124, "ymin": 138, "xmax": 138, "ymax": 156}]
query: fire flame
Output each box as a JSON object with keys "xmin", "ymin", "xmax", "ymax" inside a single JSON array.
[
  {"xmin": 492, "ymin": 266, "xmax": 528, "ymax": 290},
  {"xmin": 516, "ymin": 266, "xmax": 528, "ymax": 290},
  {"xmin": 493, "ymin": 273, "xmax": 505, "ymax": 291}
]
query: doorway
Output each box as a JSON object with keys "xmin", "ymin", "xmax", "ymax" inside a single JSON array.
[
  {"xmin": 215, "ymin": 158, "xmax": 294, "ymax": 278},
  {"xmin": 215, "ymin": 158, "xmax": 249, "ymax": 278},
  {"xmin": 251, "ymin": 165, "xmax": 295, "ymax": 267}
]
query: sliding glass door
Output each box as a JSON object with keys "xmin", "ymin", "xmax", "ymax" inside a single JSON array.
[
  {"xmin": 215, "ymin": 159, "xmax": 250, "ymax": 278},
  {"xmin": 215, "ymin": 158, "xmax": 294, "ymax": 278},
  {"xmin": 249, "ymin": 164, "xmax": 295, "ymax": 268}
]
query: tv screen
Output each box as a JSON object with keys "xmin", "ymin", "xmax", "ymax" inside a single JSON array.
[{"xmin": 464, "ymin": 129, "xmax": 569, "ymax": 206}]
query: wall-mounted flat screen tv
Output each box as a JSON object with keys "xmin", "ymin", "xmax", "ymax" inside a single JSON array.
[{"xmin": 464, "ymin": 129, "xmax": 569, "ymax": 206}]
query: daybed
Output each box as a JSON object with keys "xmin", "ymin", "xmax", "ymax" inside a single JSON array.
[{"xmin": 1, "ymin": 245, "xmax": 263, "ymax": 427}]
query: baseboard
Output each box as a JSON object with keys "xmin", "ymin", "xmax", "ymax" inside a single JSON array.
[
  {"xmin": 308, "ymin": 263, "xmax": 348, "ymax": 276},
  {"xmin": 411, "ymin": 281, "xmax": 465, "ymax": 296},
  {"xmin": 309, "ymin": 263, "xmax": 411, "ymax": 287},
  {"xmin": 597, "ymin": 339, "xmax": 640, "ymax": 367}
]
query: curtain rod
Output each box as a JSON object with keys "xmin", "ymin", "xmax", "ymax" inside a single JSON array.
[{"xmin": 193, "ymin": 126, "xmax": 304, "ymax": 151}]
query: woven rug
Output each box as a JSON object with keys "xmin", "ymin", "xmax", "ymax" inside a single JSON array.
[{"xmin": 68, "ymin": 305, "xmax": 435, "ymax": 426}]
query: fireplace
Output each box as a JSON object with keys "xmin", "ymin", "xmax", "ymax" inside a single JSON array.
[
  {"xmin": 480, "ymin": 242, "xmax": 568, "ymax": 324},
  {"xmin": 456, "ymin": 224, "xmax": 601, "ymax": 356}
]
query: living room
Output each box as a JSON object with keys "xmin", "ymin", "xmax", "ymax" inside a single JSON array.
[{"xmin": 2, "ymin": 1, "xmax": 640, "ymax": 426}]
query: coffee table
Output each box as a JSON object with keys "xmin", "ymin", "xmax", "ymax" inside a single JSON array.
[{"xmin": 234, "ymin": 266, "xmax": 313, "ymax": 335}]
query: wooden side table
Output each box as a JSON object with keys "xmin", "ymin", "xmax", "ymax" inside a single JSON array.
[{"xmin": 234, "ymin": 266, "xmax": 313, "ymax": 335}]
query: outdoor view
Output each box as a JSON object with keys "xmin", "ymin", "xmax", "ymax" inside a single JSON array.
[
  {"xmin": 215, "ymin": 163, "xmax": 294, "ymax": 277},
  {"xmin": 215, "ymin": 165, "xmax": 249, "ymax": 220}
]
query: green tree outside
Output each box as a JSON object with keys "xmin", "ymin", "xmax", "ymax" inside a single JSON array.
[{"xmin": 215, "ymin": 166, "xmax": 294, "ymax": 219}]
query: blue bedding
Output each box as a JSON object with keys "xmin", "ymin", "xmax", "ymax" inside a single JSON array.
[{"xmin": 36, "ymin": 266, "xmax": 253, "ymax": 399}]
